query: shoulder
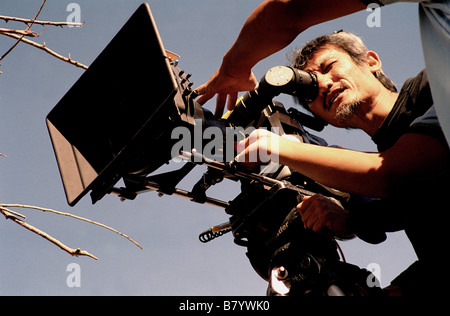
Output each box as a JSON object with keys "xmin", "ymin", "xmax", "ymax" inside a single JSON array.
[{"xmin": 409, "ymin": 106, "xmax": 449, "ymax": 147}]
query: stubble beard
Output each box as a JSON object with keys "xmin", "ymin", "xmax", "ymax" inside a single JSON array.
[{"xmin": 335, "ymin": 100, "xmax": 362, "ymax": 124}]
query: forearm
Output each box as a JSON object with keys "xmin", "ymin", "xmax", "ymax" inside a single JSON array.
[
  {"xmin": 223, "ymin": 0, "xmax": 306, "ymax": 74},
  {"xmin": 222, "ymin": 0, "xmax": 366, "ymax": 74},
  {"xmin": 277, "ymin": 133, "xmax": 450, "ymax": 198},
  {"xmin": 278, "ymin": 138, "xmax": 387, "ymax": 197}
]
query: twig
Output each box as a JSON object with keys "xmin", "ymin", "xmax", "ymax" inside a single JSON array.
[
  {"xmin": 0, "ymin": 206, "xmax": 26, "ymax": 219},
  {"xmin": 0, "ymin": 15, "xmax": 85, "ymax": 28},
  {"xmin": 1, "ymin": 207, "xmax": 98, "ymax": 260},
  {"xmin": 0, "ymin": 28, "xmax": 39, "ymax": 37},
  {"xmin": 0, "ymin": 0, "xmax": 47, "ymax": 61},
  {"xmin": 0, "ymin": 31, "xmax": 88, "ymax": 70},
  {"xmin": 1, "ymin": 204, "xmax": 143, "ymax": 249}
]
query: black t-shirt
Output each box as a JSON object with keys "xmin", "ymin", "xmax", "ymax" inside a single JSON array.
[
  {"xmin": 372, "ymin": 70, "xmax": 435, "ymax": 151},
  {"xmin": 348, "ymin": 70, "xmax": 450, "ymax": 294}
]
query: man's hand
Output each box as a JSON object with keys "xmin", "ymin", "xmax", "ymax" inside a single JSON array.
[
  {"xmin": 234, "ymin": 129, "xmax": 281, "ymax": 169},
  {"xmin": 194, "ymin": 0, "xmax": 366, "ymax": 118},
  {"xmin": 195, "ymin": 64, "xmax": 258, "ymax": 117},
  {"xmin": 297, "ymin": 194, "xmax": 354, "ymax": 239}
]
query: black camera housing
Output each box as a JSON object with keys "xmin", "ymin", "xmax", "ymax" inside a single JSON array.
[{"xmin": 47, "ymin": 4, "xmax": 197, "ymax": 205}]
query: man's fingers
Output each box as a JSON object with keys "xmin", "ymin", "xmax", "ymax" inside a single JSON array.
[
  {"xmin": 234, "ymin": 140, "xmax": 257, "ymax": 163},
  {"xmin": 215, "ymin": 93, "xmax": 227, "ymax": 117},
  {"xmin": 297, "ymin": 195, "xmax": 329, "ymax": 232},
  {"xmin": 196, "ymin": 93, "xmax": 210, "ymax": 105},
  {"xmin": 227, "ymin": 92, "xmax": 238, "ymax": 111},
  {"xmin": 195, "ymin": 85, "xmax": 237, "ymax": 118},
  {"xmin": 297, "ymin": 196, "xmax": 313, "ymax": 228},
  {"xmin": 296, "ymin": 196, "xmax": 312, "ymax": 215},
  {"xmin": 304, "ymin": 209, "xmax": 319, "ymax": 231}
]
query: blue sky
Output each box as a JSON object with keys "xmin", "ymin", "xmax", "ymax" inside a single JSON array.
[{"xmin": 1, "ymin": 0, "xmax": 425, "ymax": 295}]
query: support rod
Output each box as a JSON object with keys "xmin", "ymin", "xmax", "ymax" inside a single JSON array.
[{"xmin": 144, "ymin": 180, "xmax": 229, "ymax": 209}]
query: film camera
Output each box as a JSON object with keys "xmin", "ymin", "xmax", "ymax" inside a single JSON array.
[{"xmin": 47, "ymin": 3, "xmax": 382, "ymax": 295}]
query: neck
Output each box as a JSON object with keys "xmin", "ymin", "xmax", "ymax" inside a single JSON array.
[{"xmin": 351, "ymin": 88, "xmax": 398, "ymax": 137}]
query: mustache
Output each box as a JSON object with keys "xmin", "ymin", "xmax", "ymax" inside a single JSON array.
[{"xmin": 323, "ymin": 82, "xmax": 349, "ymax": 111}]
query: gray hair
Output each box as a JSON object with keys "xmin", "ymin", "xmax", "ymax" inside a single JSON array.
[{"xmin": 291, "ymin": 31, "xmax": 397, "ymax": 105}]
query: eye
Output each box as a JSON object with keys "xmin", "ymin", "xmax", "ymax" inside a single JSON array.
[{"xmin": 324, "ymin": 61, "xmax": 336, "ymax": 73}]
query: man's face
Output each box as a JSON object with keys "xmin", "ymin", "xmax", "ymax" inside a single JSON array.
[{"xmin": 303, "ymin": 45, "xmax": 379, "ymax": 128}]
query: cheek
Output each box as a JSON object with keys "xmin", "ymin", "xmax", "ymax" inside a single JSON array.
[
  {"xmin": 308, "ymin": 102, "xmax": 346, "ymax": 128},
  {"xmin": 308, "ymin": 102, "xmax": 329, "ymax": 121},
  {"xmin": 308, "ymin": 101, "xmax": 322, "ymax": 116}
]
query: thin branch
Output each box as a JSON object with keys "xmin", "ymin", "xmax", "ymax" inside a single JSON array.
[
  {"xmin": 0, "ymin": 31, "xmax": 88, "ymax": 70},
  {"xmin": 0, "ymin": 0, "xmax": 47, "ymax": 61},
  {"xmin": 0, "ymin": 206, "xmax": 26, "ymax": 219},
  {"xmin": 1, "ymin": 204, "xmax": 143, "ymax": 249},
  {"xmin": 1, "ymin": 207, "xmax": 98, "ymax": 260},
  {"xmin": 0, "ymin": 28, "xmax": 39, "ymax": 37},
  {"xmin": 0, "ymin": 15, "xmax": 85, "ymax": 28}
]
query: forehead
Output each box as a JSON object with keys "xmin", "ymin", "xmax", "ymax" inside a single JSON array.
[{"xmin": 303, "ymin": 45, "xmax": 350, "ymax": 71}]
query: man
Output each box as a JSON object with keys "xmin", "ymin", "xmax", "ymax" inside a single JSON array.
[
  {"xmin": 195, "ymin": 0, "xmax": 449, "ymax": 295},
  {"xmin": 196, "ymin": 0, "xmax": 450, "ymax": 145},
  {"xmin": 289, "ymin": 31, "xmax": 449, "ymax": 294},
  {"xmin": 236, "ymin": 31, "xmax": 449, "ymax": 294},
  {"xmin": 228, "ymin": 31, "xmax": 448, "ymax": 295},
  {"xmin": 233, "ymin": 31, "xmax": 447, "ymax": 207}
]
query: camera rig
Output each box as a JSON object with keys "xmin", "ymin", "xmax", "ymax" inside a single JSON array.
[{"xmin": 47, "ymin": 3, "xmax": 383, "ymax": 296}]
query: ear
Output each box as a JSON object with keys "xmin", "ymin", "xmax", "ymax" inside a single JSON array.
[{"xmin": 366, "ymin": 51, "xmax": 382, "ymax": 73}]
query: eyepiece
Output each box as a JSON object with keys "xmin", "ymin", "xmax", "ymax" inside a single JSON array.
[{"xmin": 227, "ymin": 66, "xmax": 319, "ymax": 127}]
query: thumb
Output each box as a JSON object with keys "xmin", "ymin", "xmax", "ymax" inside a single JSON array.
[{"xmin": 297, "ymin": 196, "xmax": 312, "ymax": 214}]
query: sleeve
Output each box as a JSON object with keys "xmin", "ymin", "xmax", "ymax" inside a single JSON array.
[
  {"xmin": 409, "ymin": 106, "xmax": 449, "ymax": 147},
  {"xmin": 345, "ymin": 192, "xmax": 423, "ymax": 245},
  {"xmin": 346, "ymin": 196, "xmax": 388, "ymax": 244}
]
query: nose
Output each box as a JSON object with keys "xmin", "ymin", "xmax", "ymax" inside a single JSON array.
[{"xmin": 318, "ymin": 73, "xmax": 333, "ymax": 96}]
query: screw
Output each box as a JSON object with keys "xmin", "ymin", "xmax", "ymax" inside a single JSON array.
[{"xmin": 275, "ymin": 266, "xmax": 288, "ymax": 280}]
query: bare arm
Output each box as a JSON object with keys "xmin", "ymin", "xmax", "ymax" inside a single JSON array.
[
  {"xmin": 237, "ymin": 130, "xmax": 450, "ymax": 198},
  {"xmin": 196, "ymin": 0, "xmax": 366, "ymax": 114}
]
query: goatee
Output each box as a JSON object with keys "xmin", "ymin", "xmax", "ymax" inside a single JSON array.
[{"xmin": 335, "ymin": 101, "xmax": 362, "ymax": 124}]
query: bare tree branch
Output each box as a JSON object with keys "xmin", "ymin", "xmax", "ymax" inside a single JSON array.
[
  {"xmin": 0, "ymin": 15, "xmax": 85, "ymax": 28},
  {"xmin": 0, "ymin": 205, "xmax": 26, "ymax": 219},
  {"xmin": 1, "ymin": 204, "xmax": 143, "ymax": 249},
  {"xmin": 0, "ymin": 0, "xmax": 47, "ymax": 61},
  {"xmin": 1, "ymin": 207, "xmax": 98, "ymax": 260},
  {"xmin": 0, "ymin": 28, "xmax": 39, "ymax": 37},
  {"xmin": 0, "ymin": 31, "xmax": 88, "ymax": 70},
  {"xmin": 0, "ymin": 1, "xmax": 88, "ymax": 73},
  {"xmin": 0, "ymin": 150, "xmax": 142, "ymax": 258}
]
